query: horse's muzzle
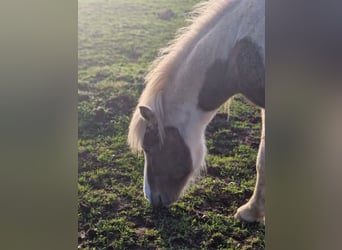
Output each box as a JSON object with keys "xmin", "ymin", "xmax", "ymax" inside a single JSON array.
[{"xmin": 150, "ymin": 193, "xmax": 173, "ymax": 208}]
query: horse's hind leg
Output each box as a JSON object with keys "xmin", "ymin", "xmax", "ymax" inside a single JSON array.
[{"xmin": 235, "ymin": 109, "xmax": 265, "ymax": 223}]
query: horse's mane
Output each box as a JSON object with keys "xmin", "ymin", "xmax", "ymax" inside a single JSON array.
[{"xmin": 128, "ymin": 0, "xmax": 232, "ymax": 152}]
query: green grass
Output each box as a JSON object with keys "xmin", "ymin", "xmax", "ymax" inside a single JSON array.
[{"xmin": 78, "ymin": 0, "xmax": 265, "ymax": 249}]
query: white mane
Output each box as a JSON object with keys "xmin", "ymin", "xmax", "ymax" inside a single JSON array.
[{"xmin": 128, "ymin": 0, "xmax": 236, "ymax": 152}]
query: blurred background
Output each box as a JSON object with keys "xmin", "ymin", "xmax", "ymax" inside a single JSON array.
[{"xmin": 0, "ymin": 0, "xmax": 341, "ymax": 249}]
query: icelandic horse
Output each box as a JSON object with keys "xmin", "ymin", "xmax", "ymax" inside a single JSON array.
[{"xmin": 128, "ymin": 0, "xmax": 265, "ymax": 222}]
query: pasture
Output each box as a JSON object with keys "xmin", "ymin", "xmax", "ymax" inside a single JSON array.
[{"xmin": 78, "ymin": 0, "xmax": 265, "ymax": 249}]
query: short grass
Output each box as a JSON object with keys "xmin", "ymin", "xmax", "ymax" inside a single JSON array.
[{"xmin": 78, "ymin": 0, "xmax": 265, "ymax": 249}]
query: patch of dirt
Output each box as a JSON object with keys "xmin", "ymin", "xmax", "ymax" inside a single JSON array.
[
  {"xmin": 105, "ymin": 94, "xmax": 136, "ymax": 116},
  {"xmin": 79, "ymin": 93, "xmax": 90, "ymax": 102},
  {"xmin": 79, "ymin": 200, "xmax": 91, "ymax": 213},
  {"xmin": 206, "ymin": 166, "xmax": 221, "ymax": 178},
  {"xmin": 94, "ymin": 107, "xmax": 106, "ymax": 122},
  {"xmin": 78, "ymin": 150, "xmax": 103, "ymax": 173},
  {"xmin": 103, "ymin": 202, "xmax": 120, "ymax": 215},
  {"xmin": 112, "ymin": 173, "xmax": 131, "ymax": 185},
  {"xmin": 158, "ymin": 9, "xmax": 175, "ymax": 20}
]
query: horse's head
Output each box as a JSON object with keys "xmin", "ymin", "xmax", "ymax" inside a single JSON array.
[{"xmin": 139, "ymin": 106, "xmax": 193, "ymax": 207}]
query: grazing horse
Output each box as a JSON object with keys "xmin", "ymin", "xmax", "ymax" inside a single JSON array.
[{"xmin": 128, "ymin": 0, "xmax": 265, "ymax": 223}]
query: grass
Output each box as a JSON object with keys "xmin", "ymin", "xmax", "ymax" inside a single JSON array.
[{"xmin": 78, "ymin": 0, "xmax": 265, "ymax": 249}]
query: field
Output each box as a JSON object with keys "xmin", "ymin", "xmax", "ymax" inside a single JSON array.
[{"xmin": 78, "ymin": 0, "xmax": 265, "ymax": 249}]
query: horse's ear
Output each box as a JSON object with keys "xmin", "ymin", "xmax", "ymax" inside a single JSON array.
[{"xmin": 139, "ymin": 106, "xmax": 158, "ymax": 127}]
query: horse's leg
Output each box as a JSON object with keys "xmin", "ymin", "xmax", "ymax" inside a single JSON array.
[{"xmin": 235, "ymin": 109, "xmax": 265, "ymax": 223}]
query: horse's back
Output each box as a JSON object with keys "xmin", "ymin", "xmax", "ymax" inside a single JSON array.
[{"xmin": 196, "ymin": 0, "xmax": 265, "ymax": 110}]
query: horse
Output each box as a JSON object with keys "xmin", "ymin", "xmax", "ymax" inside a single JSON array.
[{"xmin": 128, "ymin": 0, "xmax": 265, "ymax": 223}]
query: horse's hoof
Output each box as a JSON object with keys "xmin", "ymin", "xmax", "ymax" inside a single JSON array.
[{"xmin": 234, "ymin": 203, "xmax": 265, "ymax": 223}]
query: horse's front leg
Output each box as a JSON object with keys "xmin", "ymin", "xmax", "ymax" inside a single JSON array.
[{"xmin": 235, "ymin": 109, "xmax": 265, "ymax": 223}]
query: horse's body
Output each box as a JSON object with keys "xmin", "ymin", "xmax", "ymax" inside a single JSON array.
[{"xmin": 128, "ymin": 0, "xmax": 265, "ymax": 222}]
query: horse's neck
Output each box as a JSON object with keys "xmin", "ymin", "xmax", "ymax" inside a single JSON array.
[
  {"xmin": 161, "ymin": 1, "xmax": 243, "ymax": 123},
  {"xmin": 158, "ymin": 0, "xmax": 264, "ymax": 170}
]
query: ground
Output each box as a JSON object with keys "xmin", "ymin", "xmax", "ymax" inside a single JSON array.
[{"xmin": 78, "ymin": 0, "xmax": 265, "ymax": 249}]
